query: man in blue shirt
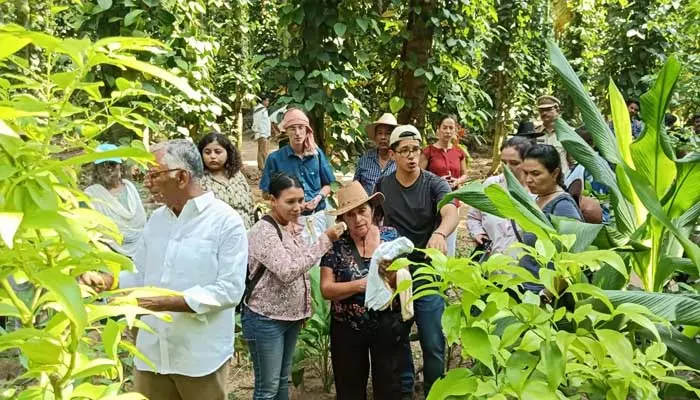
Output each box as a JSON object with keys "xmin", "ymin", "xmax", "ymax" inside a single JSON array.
[
  {"xmin": 354, "ymin": 113, "xmax": 398, "ymax": 194},
  {"xmin": 260, "ymin": 108, "xmax": 335, "ymax": 240}
]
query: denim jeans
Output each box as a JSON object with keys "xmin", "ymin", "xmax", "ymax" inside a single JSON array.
[
  {"xmin": 242, "ymin": 307, "xmax": 302, "ymax": 400},
  {"xmin": 400, "ymin": 293, "xmax": 446, "ymax": 397}
]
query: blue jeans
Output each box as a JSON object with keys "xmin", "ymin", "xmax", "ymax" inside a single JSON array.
[
  {"xmin": 242, "ymin": 307, "xmax": 302, "ymax": 400},
  {"xmin": 400, "ymin": 293, "xmax": 446, "ymax": 396}
]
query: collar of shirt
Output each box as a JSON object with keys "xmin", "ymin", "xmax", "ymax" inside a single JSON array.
[{"xmin": 164, "ymin": 191, "xmax": 215, "ymax": 220}]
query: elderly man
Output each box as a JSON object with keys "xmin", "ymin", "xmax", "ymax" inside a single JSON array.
[
  {"xmin": 535, "ymin": 95, "xmax": 569, "ymax": 176},
  {"xmin": 354, "ymin": 113, "xmax": 398, "ymax": 194},
  {"xmin": 84, "ymin": 143, "xmax": 146, "ymax": 258},
  {"xmin": 82, "ymin": 139, "xmax": 248, "ymax": 400}
]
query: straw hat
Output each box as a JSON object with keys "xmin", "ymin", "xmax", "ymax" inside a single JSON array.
[
  {"xmin": 365, "ymin": 113, "xmax": 398, "ymax": 140},
  {"xmin": 328, "ymin": 181, "xmax": 384, "ymax": 216}
]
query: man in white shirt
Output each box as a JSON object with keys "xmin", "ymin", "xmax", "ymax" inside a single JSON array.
[
  {"xmin": 81, "ymin": 139, "xmax": 247, "ymax": 400},
  {"xmin": 253, "ymin": 95, "xmax": 272, "ymax": 171}
]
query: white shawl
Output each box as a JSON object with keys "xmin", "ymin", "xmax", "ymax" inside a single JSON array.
[{"xmin": 84, "ymin": 180, "xmax": 146, "ymax": 258}]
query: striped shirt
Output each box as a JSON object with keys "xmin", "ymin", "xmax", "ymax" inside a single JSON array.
[{"xmin": 354, "ymin": 148, "xmax": 396, "ymax": 194}]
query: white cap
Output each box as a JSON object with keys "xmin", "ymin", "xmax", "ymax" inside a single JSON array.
[{"xmin": 389, "ymin": 124, "xmax": 422, "ymax": 147}]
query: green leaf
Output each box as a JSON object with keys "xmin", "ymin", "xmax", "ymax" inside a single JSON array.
[
  {"xmin": 0, "ymin": 34, "xmax": 31, "ymax": 60},
  {"xmin": 604, "ymin": 291, "xmax": 700, "ymax": 326},
  {"xmin": 595, "ymin": 329, "xmax": 634, "ymax": 378},
  {"xmin": 124, "ymin": 9, "xmax": 145, "ymax": 26},
  {"xmin": 0, "ymin": 212, "xmax": 23, "ymax": 248},
  {"xmin": 71, "ymin": 358, "xmax": 117, "ymax": 380},
  {"xmin": 547, "ymin": 40, "xmax": 620, "ymax": 165},
  {"xmin": 389, "ymin": 96, "xmax": 405, "ymax": 114},
  {"xmin": 95, "ymin": 54, "xmax": 200, "ymax": 100},
  {"xmin": 356, "ymin": 18, "xmax": 369, "ymax": 32},
  {"xmin": 426, "ymin": 368, "xmax": 477, "ymax": 400},
  {"xmin": 650, "ymin": 325, "xmax": 700, "ymax": 370},
  {"xmin": 55, "ymin": 146, "xmax": 152, "ymax": 167},
  {"xmin": 540, "ymin": 341, "xmax": 564, "ymax": 391},
  {"xmin": 294, "ymin": 70, "xmax": 305, "ymax": 81},
  {"xmin": 35, "ymin": 268, "xmax": 87, "ymax": 332},
  {"xmin": 102, "ymin": 319, "xmax": 123, "ymax": 361},
  {"xmin": 505, "ymin": 350, "xmax": 539, "ymax": 395},
  {"xmin": 460, "ymin": 327, "xmax": 494, "ymax": 374},
  {"xmin": 97, "ymin": 0, "xmax": 113, "ymax": 10},
  {"xmin": 333, "ymin": 22, "xmax": 347, "ymax": 37},
  {"xmin": 522, "ymin": 379, "xmax": 559, "ymax": 400}
]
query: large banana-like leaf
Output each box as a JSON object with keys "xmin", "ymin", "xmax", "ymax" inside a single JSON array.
[
  {"xmin": 652, "ymin": 325, "xmax": 700, "ymax": 370},
  {"xmin": 623, "ymin": 164, "xmax": 700, "ymax": 274},
  {"xmin": 664, "ymin": 152, "xmax": 700, "ymax": 219},
  {"xmin": 550, "ymin": 216, "xmax": 603, "ymax": 253},
  {"xmin": 503, "ymin": 167, "xmax": 549, "ymax": 224},
  {"xmin": 629, "ymin": 57, "xmax": 680, "ymax": 200},
  {"xmin": 555, "ymin": 118, "xmax": 637, "ymax": 236},
  {"xmin": 547, "ymin": 40, "xmax": 621, "ymax": 165},
  {"xmin": 439, "ymin": 182, "xmax": 503, "ymax": 218},
  {"xmin": 609, "ymin": 80, "xmax": 646, "ymax": 224},
  {"xmin": 605, "ymin": 290, "xmax": 700, "ymax": 326}
]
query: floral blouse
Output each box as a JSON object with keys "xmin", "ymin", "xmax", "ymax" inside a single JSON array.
[
  {"xmin": 247, "ymin": 217, "xmax": 333, "ymax": 321},
  {"xmin": 320, "ymin": 226, "xmax": 399, "ymax": 330},
  {"xmin": 201, "ymin": 171, "xmax": 255, "ymax": 229}
]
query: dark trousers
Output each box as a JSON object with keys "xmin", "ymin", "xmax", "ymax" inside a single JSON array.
[{"xmin": 330, "ymin": 319, "xmax": 406, "ymax": 400}]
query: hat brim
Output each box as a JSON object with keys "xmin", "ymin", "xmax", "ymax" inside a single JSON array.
[
  {"xmin": 327, "ymin": 192, "xmax": 385, "ymax": 216},
  {"xmin": 94, "ymin": 158, "xmax": 123, "ymax": 164},
  {"xmin": 537, "ymin": 104, "xmax": 559, "ymax": 109},
  {"xmin": 365, "ymin": 122, "xmax": 398, "ymax": 140}
]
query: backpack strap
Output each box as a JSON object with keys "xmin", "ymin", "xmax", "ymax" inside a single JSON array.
[{"xmin": 242, "ymin": 215, "xmax": 283, "ymax": 305}]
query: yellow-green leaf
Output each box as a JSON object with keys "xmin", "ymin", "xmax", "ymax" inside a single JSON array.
[
  {"xmin": 35, "ymin": 268, "xmax": 87, "ymax": 332},
  {"xmin": 0, "ymin": 212, "xmax": 23, "ymax": 248}
]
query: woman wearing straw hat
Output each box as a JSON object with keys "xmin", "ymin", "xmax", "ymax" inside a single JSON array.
[
  {"xmin": 354, "ymin": 113, "xmax": 398, "ymax": 194},
  {"xmin": 320, "ymin": 181, "xmax": 409, "ymax": 400}
]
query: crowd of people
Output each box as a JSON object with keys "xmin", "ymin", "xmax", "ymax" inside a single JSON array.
[{"xmin": 75, "ymin": 94, "xmax": 698, "ymax": 400}]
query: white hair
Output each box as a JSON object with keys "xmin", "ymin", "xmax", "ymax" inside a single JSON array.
[{"xmin": 151, "ymin": 139, "xmax": 204, "ymax": 180}]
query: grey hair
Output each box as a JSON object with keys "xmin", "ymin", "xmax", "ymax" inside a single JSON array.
[{"xmin": 151, "ymin": 139, "xmax": 204, "ymax": 180}]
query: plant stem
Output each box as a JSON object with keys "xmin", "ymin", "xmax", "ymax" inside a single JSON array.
[{"xmin": 1, "ymin": 278, "xmax": 33, "ymax": 327}]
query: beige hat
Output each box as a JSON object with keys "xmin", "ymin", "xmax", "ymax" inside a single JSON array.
[
  {"xmin": 389, "ymin": 124, "xmax": 422, "ymax": 147},
  {"xmin": 537, "ymin": 95, "xmax": 561, "ymax": 109},
  {"xmin": 328, "ymin": 181, "xmax": 384, "ymax": 216},
  {"xmin": 365, "ymin": 113, "xmax": 399, "ymax": 140}
]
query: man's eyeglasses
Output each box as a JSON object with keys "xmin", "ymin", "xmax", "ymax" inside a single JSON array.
[
  {"xmin": 395, "ymin": 146, "xmax": 422, "ymax": 157},
  {"xmin": 145, "ymin": 168, "xmax": 184, "ymax": 180}
]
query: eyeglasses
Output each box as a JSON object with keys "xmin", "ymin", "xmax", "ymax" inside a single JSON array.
[
  {"xmin": 145, "ymin": 168, "xmax": 184, "ymax": 180},
  {"xmin": 396, "ymin": 147, "xmax": 422, "ymax": 157}
]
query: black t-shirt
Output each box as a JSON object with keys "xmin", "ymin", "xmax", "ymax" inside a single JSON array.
[{"xmin": 375, "ymin": 170, "xmax": 451, "ymax": 249}]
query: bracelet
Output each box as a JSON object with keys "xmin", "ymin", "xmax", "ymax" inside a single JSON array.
[{"xmin": 433, "ymin": 231, "xmax": 446, "ymax": 239}]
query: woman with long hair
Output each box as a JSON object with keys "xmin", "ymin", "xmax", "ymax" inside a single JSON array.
[{"xmin": 197, "ymin": 132, "xmax": 255, "ymax": 228}]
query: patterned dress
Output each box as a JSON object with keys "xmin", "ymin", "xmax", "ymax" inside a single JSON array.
[
  {"xmin": 201, "ymin": 171, "xmax": 255, "ymax": 229},
  {"xmin": 320, "ymin": 226, "xmax": 400, "ymax": 330}
]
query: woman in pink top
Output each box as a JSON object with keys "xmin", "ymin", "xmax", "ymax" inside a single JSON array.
[
  {"xmin": 467, "ymin": 136, "xmax": 532, "ymax": 258},
  {"xmin": 420, "ymin": 115, "xmax": 468, "ymax": 256},
  {"xmin": 243, "ymin": 173, "xmax": 346, "ymax": 400}
]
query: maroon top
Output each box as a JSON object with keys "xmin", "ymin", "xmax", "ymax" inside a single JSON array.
[{"xmin": 423, "ymin": 144, "xmax": 465, "ymax": 179}]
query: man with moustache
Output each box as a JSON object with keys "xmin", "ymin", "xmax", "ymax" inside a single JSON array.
[
  {"xmin": 535, "ymin": 95, "xmax": 569, "ymax": 176},
  {"xmin": 354, "ymin": 113, "xmax": 399, "ymax": 194},
  {"xmin": 81, "ymin": 139, "xmax": 248, "ymax": 400}
]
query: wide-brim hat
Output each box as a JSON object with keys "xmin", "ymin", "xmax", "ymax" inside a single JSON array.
[
  {"xmin": 515, "ymin": 121, "xmax": 539, "ymax": 137},
  {"xmin": 328, "ymin": 181, "xmax": 384, "ymax": 216},
  {"xmin": 365, "ymin": 113, "xmax": 398, "ymax": 140}
]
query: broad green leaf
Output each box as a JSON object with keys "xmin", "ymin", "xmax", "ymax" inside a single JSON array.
[
  {"xmin": 547, "ymin": 40, "xmax": 620, "ymax": 165},
  {"xmin": 102, "ymin": 319, "xmax": 123, "ymax": 361},
  {"xmin": 506, "ymin": 350, "xmax": 539, "ymax": 395},
  {"xmin": 630, "ymin": 58, "xmax": 680, "ymax": 200},
  {"xmin": 426, "ymin": 368, "xmax": 477, "ymax": 400},
  {"xmin": 333, "ymin": 22, "xmax": 347, "ymax": 37},
  {"xmin": 439, "ymin": 181, "xmax": 502, "ymax": 216},
  {"xmin": 623, "ymin": 163, "xmax": 700, "ymax": 274},
  {"xmin": 612, "ymin": 303, "xmax": 660, "ymax": 341},
  {"xmin": 555, "ymin": 118, "xmax": 636, "ymax": 236},
  {"xmin": 35, "ymin": 268, "xmax": 87, "ymax": 332},
  {"xmin": 566, "ymin": 283, "xmax": 614, "ymax": 311},
  {"xmin": 550, "ymin": 216, "xmax": 602, "ymax": 252},
  {"xmin": 460, "ymin": 327, "xmax": 494, "ymax": 374},
  {"xmin": 650, "ymin": 325, "xmax": 700, "ymax": 370},
  {"xmin": 540, "ymin": 341, "xmax": 564, "ymax": 391},
  {"xmin": 70, "ymin": 358, "xmax": 117, "ymax": 380},
  {"xmin": 97, "ymin": 0, "xmax": 113, "ymax": 10},
  {"xmin": 522, "ymin": 379, "xmax": 559, "ymax": 400},
  {"xmin": 0, "ymin": 34, "xmax": 31, "ymax": 60},
  {"xmin": 0, "ymin": 119, "xmax": 19, "ymax": 137},
  {"xmin": 595, "ymin": 329, "xmax": 634, "ymax": 378},
  {"xmin": 604, "ymin": 291, "xmax": 700, "ymax": 326},
  {"xmin": 664, "ymin": 154, "xmax": 700, "ymax": 219},
  {"xmin": 389, "ymin": 96, "xmax": 405, "ymax": 114},
  {"xmin": 124, "ymin": 9, "xmax": 145, "ymax": 26},
  {"xmin": 0, "ymin": 212, "xmax": 23, "ymax": 248}
]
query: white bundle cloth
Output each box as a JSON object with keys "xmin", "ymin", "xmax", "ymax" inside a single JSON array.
[
  {"xmin": 84, "ymin": 180, "xmax": 146, "ymax": 258},
  {"xmin": 364, "ymin": 237, "xmax": 415, "ymax": 321}
]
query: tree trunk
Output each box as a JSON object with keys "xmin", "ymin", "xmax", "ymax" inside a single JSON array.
[{"xmin": 397, "ymin": 0, "xmax": 435, "ymax": 132}]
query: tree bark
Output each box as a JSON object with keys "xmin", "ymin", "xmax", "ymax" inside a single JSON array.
[{"xmin": 397, "ymin": 0, "xmax": 435, "ymax": 131}]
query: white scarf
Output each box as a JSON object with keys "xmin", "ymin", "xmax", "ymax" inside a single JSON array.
[{"xmin": 84, "ymin": 180, "xmax": 146, "ymax": 258}]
